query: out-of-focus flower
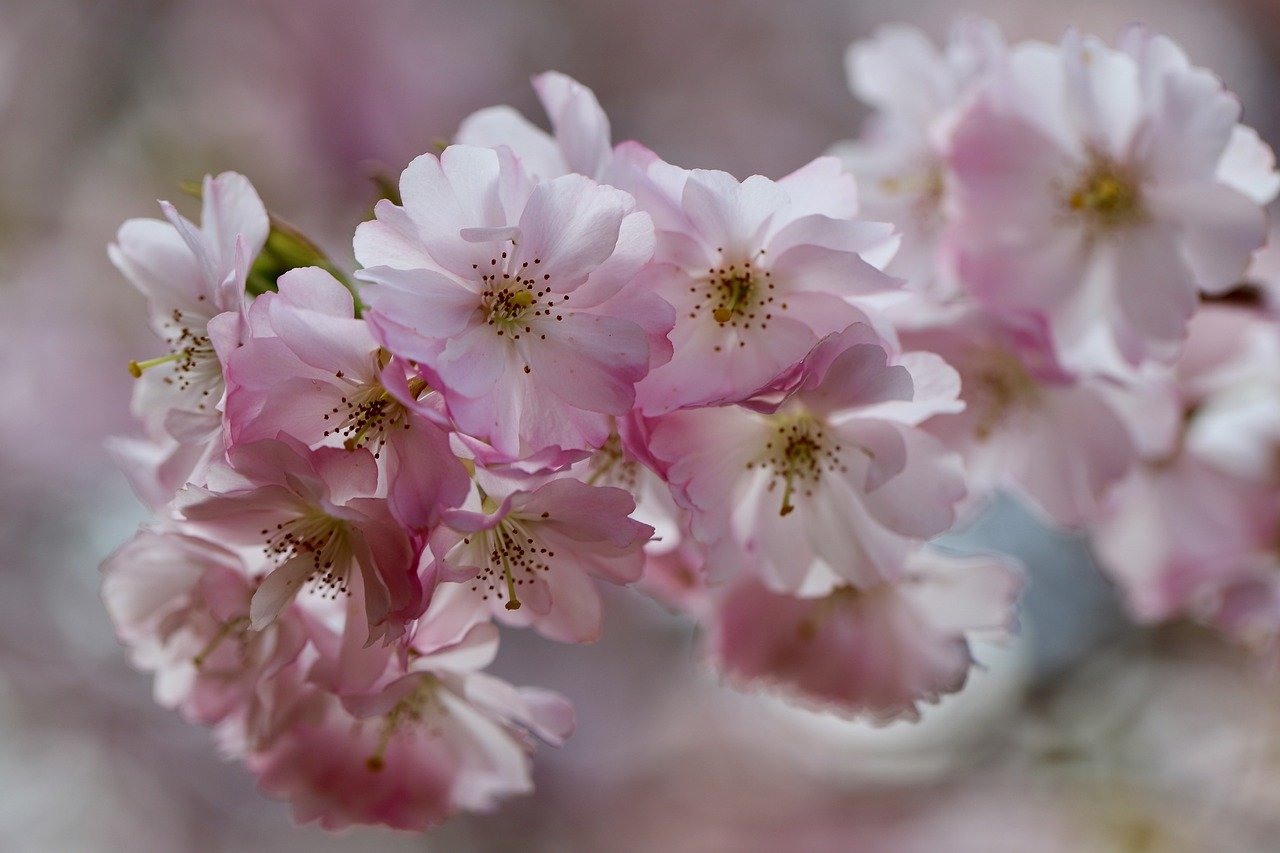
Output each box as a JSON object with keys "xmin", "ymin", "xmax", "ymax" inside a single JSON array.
[
  {"xmin": 831, "ymin": 20, "xmax": 1005, "ymax": 299},
  {"xmin": 250, "ymin": 622, "xmax": 573, "ymax": 832},
  {"xmin": 101, "ymin": 529, "xmax": 307, "ymax": 728},
  {"xmin": 903, "ymin": 308, "xmax": 1176, "ymax": 527},
  {"xmin": 708, "ymin": 548, "xmax": 1022, "ymax": 721},
  {"xmin": 947, "ymin": 26, "xmax": 1278, "ymax": 370}
]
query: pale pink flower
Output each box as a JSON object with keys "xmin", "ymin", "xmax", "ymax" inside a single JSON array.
[
  {"xmin": 830, "ymin": 20, "xmax": 1005, "ymax": 299},
  {"xmin": 429, "ymin": 473, "xmax": 653, "ymax": 643},
  {"xmin": 903, "ymin": 309, "xmax": 1175, "ymax": 528},
  {"xmin": 1094, "ymin": 305, "xmax": 1280, "ymax": 624},
  {"xmin": 708, "ymin": 548, "xmax": 1021, "ymax": 722},
  {"xmin": 175, "ymin": 438, "xmax": 419, "ymax": 642},
  {"xmin": 457, "ymin": 71, "xmax": 613, "ymax": 182},
  {"xmin": 249, "ymin": 622, "xmax": 573, "ymax": 831},
  {"xmin": 100, "ymin": 529, "xmax": 307, "ymax": 727},
  {"xmin": 223, "ymin": 266, "xmax": 469, "ymax": 530},
  {"xmin": 110, "ymin": 171, "xmax": 267, "ymax": 432},
  {"xmin": 947, "ymin": 27, "xmax": 1278, "ymax": 370},
  {"xmin": 630, "ymin": 156, "xmax": 900, "ymax": 414},
  {"xmin": 1093, "ymin": 453, "xmax": 1277, "ymax": 622},
  {"xmin": 647, "ymin": 324, "xmax": 965, "ymax": 593},
  {"xmin": 1181, "ymin": 318, "xmax": 1280, "ymax": 484},
  {"xmin": 354, "ymin": 144, "xmax": 673, "ymax": 458}
]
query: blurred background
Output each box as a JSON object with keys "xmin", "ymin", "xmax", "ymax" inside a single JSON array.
[{"xmin": 3, "ymin": 1, "xmax": 1280, "ymax": 850}]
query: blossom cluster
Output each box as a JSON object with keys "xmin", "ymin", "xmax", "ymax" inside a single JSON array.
[{"xmin": 101, "ymin": 20, "xmax": 1280, "ymax": 831}]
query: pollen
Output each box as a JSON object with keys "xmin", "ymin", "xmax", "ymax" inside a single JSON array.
[
  {"xmin": 261, "ymin": 511, "xmax": 354, "ymax": 599},
  {"xmin": 464, "ymin": 514, "xmax": 555, "ymax": 610},
  {"xmin": 755, "ymin": 414, "xmax": 846, "ymax": 517},
  {"xmin": 477, "ymin": 246, "xmax": 563, "ymax": 374},
  {"xmin": 968, "ymin": 346, "xmax": 1041, "ymax": 441},
  {"xmin": 1065, "ymin": 155, "xmax": 1145, "ymax": 230},
  {"xmin": 691, "ymin": 251, "xmax": 778, "ymax": 344},
  {"xmin": 128, "ymin": 309, "xmax": 223, "ymax": 409}
]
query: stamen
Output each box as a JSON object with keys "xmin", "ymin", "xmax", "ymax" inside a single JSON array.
[
  {"xmin": 755, "ymin": 414, "xmax": 846, "ymax": 517},
  {"xmin": 128, "ymin": 352, "xmax": 181, "ymax": 377}
]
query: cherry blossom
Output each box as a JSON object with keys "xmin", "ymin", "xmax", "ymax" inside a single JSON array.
[
  {"xmin": 110, "ymin": 171, "xmax": 267, "ymax": 435},
  {"xmin": 1094, "ymin": 306, "xmax": 1280, "ymax": 627},
  {"xmin": 428, "ymin": 472, "xmax": 653, "ymax": 643},
  {"xmin": 647, "ymin": 324, "xmax": 965, "ymax": 593},
  {"xmin": 354, "ymin": 144, "xmax": 673, "ymax": 458},
  {"xmin": 249, "ymin": 622, "xmax": 573, "ymax": 831},
  {"xmin": 830, "ymin": 20, "xmax": 1004, "ymax": 299},
  {"xmin": 902, "ymin": 309, "xmax": 1176, "ymax": 528},
  {"xmin": 175, "ymin": 438, "xmax": 419, "ymax": 643},
  {"xmin": 947, "ymin": 27, "xmax": 1279, "ymax": 370},
  {"xmin": 629, "ymin": 157, "xmax": 901, "ymax": 414},
  {"xmin": 100, "ymin": 529, "xmax": 307, "ymax": 727},
  {"xmin": 708, "ymin": 548, "xmax": 1021, "ymax": 721},
  {"xmin": 223, "ymin": 266, "xmax": 469, "ymax": 530}
]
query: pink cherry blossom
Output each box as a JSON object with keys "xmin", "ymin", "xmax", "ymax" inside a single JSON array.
[
  {"xmin": 708, "ymin": 548, "xmax": 1021, "ymax": 722},
  {"xmin": 629, "ymin": 156, "xmax": 901, "ymax": 414},
  {"xmin": 830, "ymin": 20, "xmax": 1005, "ymax": 299},
  {"xmin": 223, "ymin": 265, "xmax": 469, "ymax": 530},
  {"xmin": 110, "ymin": 171, "xmax": 267, "ymax": 432},
  {"xmin": 947, "ymin": 27, "xmax": 1278, "ymax": 370},
  {"xmin": 175, "ymin": 438, "xmax": 419, "ymax": 643},
  {"xmin": 457, "ymin": 71, "xmax": 614, "ymax": 182},
  {"xmin": 100, "ymin": 529, "xmax": 307, "ymax": 728},
  {"xmin": 1093, "ymin": 305, "xmax": 1280, "ymax": 624},
  {"xmin": 429, "ymin": 473, "xmax": 653, "ymax": 643},
  {"xmin": 647, "ymin": 323, "xmax": 965, "ymax": 593},
  {"xmin": 902, "ymin": 309, "xmax": 1175, "ymax": 528},
  {"xmin": 354, "ymin": 144, "xmax": 673, "ymax": 458},
  {"xmin": 248, "ymin": 622, "xmax": 573, "ymax": 832}
]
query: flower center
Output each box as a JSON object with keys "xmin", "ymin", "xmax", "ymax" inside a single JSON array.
[
  {"xmin": 584, "ymin": 432, "xmax": 640, "ymax": 491},
  {"xmin": 751, "ymin": 414, "xmax": 846, "ymax": 516},
  {"xmin": 473, "ymin": 248, "xmax": 571, "ymax": 374},
  {"xmin": 463, "ymin": 514, "xmax": 555, "ymax": 611},
  {"xmin": 879, "ymin": 162, "xmax": 947, "ymax": 224},
  {"xmin": 692, "ymin": 252, "xmax": 781, "ymax": 344},
  {"xmin": 968, "ymin": 347, "xmax": 1041, "ymax": 441},
  {"xmin": 322, "ymin": 358, "xmax": 428, "ymax": 458},
  {"xmin": 1066, "ymin": 156, "xmax": 1144, "ymax": 230},
  {"xmin": 127, "ymin": 309, "xmax": 222, "ymax": 410},
  {"xmin": 260, "ymin": 511, "xmax": 353, "ymax": 598},
  {"xmin": 366, "ymin": 675, "xmax": 442, "ymax": 772}
]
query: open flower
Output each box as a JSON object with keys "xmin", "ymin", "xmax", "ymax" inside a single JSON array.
[
  {"xmin": 630, "ymin": 156, "xmax": 900, "ymax": 414},
  {"xmin": 223, "ymin": 266, "xmax": 469, "ymax": 530},
  {"xmin": 429, "ymin": 473, "xmax": 653, "ymax": 643},
  {"xmin": 647, "ymin": 323, "xmax": 965, "ymax": 593},
  {"xmin": 101, "ymin": 529, "xmax": 308, "ymax": 727},
  {"xmin": 111, "ymin": 171, "xmax": 267, "ymax": 431},
  {"xmin": 947, "ymin": 27, "xmax": 1279, "ymax": 370},
  {"xmin": 175, "ymin": 438, "xmax": 418, "ymax": 643},
  {"xmin": 708, "ymin": 548, "xmax": 1021, "ymax": 721},
  {"xmin": 249, "ymin": 622, "xmax": 573, "ymax": 832},
  {"xmin": 354, "ymin": 144, "xmax": 672, "ymax": 458}
]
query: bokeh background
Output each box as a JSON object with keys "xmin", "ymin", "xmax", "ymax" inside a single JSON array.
[{"xmin": 3, "ymin": 1, "xmax": 1280, "ymax": 850}]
